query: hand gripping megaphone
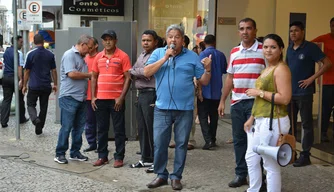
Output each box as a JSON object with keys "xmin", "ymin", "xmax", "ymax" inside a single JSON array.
[{"xmin": 253, "ymin": 143, "xmax": 292, "ymax": 167}]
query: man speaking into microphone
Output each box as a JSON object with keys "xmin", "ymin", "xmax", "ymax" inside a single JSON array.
[{"xmin": 144, "ymin": 24, "xmax": 212, "ymax": 190}]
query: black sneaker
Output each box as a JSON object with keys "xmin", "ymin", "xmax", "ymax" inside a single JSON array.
[
  {"xmin": 54, "ymin": 155, "xmax": 68, "ymax": 164},
  {"xmin": 1, "ymin": 124, "xmax": 8, "ymax": 128},
  {"xmin": 69, "ymin": 153, "xmax": 88, "ymax": 161},
  {"xmin": 293, "ymin": 154, "xmax": 311, "ymax": 167}
]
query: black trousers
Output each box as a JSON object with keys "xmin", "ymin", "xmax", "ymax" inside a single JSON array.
[
  {"xmin": 321, "ymin": 85, "xmax": 334, "ymax": 136},
  {"xmin": 95, "ymin": 99, "xmax": 126, "ymax": 160},
  {"xmin": 197, "ymin": 98, "xmax": 220, "ymax": 144},
  {"xmin": 137, "ymin": 90, "xmax": 156, "ymax": 162},
  {"xmin": 27, "ymin": 88, "xmax": 52, "ymax": 128},
  {"xmin": 288, "ymin": 94, "xmax": 313, "ymax": 155},
  {"xmin": 1, "ymin": 75, "xmax": 26, "ymax": 125}
]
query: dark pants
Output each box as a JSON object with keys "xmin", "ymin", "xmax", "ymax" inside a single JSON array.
[
  {"xmin": 198, "ymin": 98, "xmax": 220, "ymax": 144},
  {"xmin": 1, "ymin": 75, "xmax": 26, "ymax": 125},
  {"xmin": 321, "ymin": 85, "xmax": 334, "ymax": 136},
  {"xmin": 85, "ymin": 100, "xmax": 97, "ymax": 147},
  {"xmin": 27, "ymin": 88, "xmax": 52, "ymax": 128},
  {"xmin": 137, "ymin": 90, "xmax": 155, "ymax": 162},
  {"xmin": 288, "ymin": 94, "xmax": 313, "ymax": 155},
  {"xmin": 230, "ymin": 99, "xmax": 254, "ymax": 179},
  {"xmin": 95, "ymin": 99, "xmax": 126, "ymax": 160}
]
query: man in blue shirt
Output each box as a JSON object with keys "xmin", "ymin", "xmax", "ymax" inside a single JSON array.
[
  {"xmin": 1, "ymin": 36, "xmax": 29, "ymax": 128},
  {"xmin": 198, "ymin": 34, "xmax": 227, "ymax": 150},
  {"xmin": 22, "ymin": 34, "xmax": 57, "ymax": 135},
  {"xmin": 286, "ymin": 21, "xmax": 332, "ymax": 167},
  {"xmin": 144, "ymin": 24, "xmax": 212, "ymax": 190}
]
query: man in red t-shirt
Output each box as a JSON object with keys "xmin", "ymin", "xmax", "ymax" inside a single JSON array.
[
  {"xmin": 83, "ymin": 37, "xmax": 99, "ymax": 152},
  {"xmin": 311, "ymin": 17, "xmax": 334, "ymax": 142},
  {"xmin": 91, "ymin": 30, "xmax": 132, "ymax": 168}
]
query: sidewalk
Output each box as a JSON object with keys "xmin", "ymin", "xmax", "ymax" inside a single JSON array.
[{"xmin": 1, "ymin": 94, "xmax": 334, "ymax": 192}]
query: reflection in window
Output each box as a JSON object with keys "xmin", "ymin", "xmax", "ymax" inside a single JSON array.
[{"xmin": 149, "ymin": 0, "xmax": 210, "ymax": 50}]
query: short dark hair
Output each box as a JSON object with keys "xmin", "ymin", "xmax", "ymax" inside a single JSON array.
[
  {"xmin": 34, "ymin": 34, "xmax": 44, "ymax": 45},
  {"xmin": 263, "ymin": 34, "xmax": 285, "ymax": 61},
  {"xmin": 239, "ymin": 18, "xmax": 257, "ymax": 29},
  {"xmin": 92, "ymin": 37, "xmax": 99, "ymax": 46},
  {"xmin": 184, "ymin": 35, "xmax": 190, "ymax": 48},
  {"xmin": 142, "ymin": 30, "xmax": 158, "ymax": 40},
  {"xmin": 204, "ymin": 34, "xmax": 216, "ymax": 45},
  {"xmin": 11, "ymin": 35, "xmax": 23, "ymax": 44},
  {"xmin": 199, "ymin": 41, "xmax": 205, "ymax": 51},
  {"xmin": 330, "ymin": 17, "xmax": 334, "ymax": 24},
  {"xmin": 289, "ymin": 21, "xmax": 305, "ymax": 31},
  {"xmin": 157, "ymin": 36, "xmax": 164, "ymax": 48}
]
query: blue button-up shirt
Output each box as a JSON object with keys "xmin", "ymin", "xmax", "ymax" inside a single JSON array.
[{"xmin": 146, "ymin": 46, "xmax": 204, "ymax": 110}]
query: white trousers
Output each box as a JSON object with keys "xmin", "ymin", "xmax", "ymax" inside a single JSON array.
[{"xmin": 245, "ymin": 116, "xmax": 290, "ymax": 192}]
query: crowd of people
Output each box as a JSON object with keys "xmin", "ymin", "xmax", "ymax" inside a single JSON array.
[{"xmin": 1, "ymin": 16, "xmax": 333, "ymax": 191}]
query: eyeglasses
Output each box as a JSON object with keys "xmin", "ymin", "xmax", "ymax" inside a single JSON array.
[{"xmin": 83, "ymin": 43, "xmax": 93, "ymax": 50}]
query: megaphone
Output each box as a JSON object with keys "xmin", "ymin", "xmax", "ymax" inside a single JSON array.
[{"xmin": 253, "ymin": 143, "xmax": 292, "ymax": 167}]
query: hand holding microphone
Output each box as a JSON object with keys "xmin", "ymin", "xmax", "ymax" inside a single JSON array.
[{"xmin": 164, "ymin": 43, "xmax": 176, "ymax": 59}]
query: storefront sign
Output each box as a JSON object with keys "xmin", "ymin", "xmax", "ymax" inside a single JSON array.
[
  {"xmin": 63, "ymin": 0, "xmax": 124, "ymax": 16},
  {"xmin": 218, "ymin": 17, "xmax": 236, "ymax": 25}
]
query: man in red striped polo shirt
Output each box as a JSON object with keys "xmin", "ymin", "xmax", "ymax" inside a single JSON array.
[
  {"xmin": 218, "ymin": 18, "xmax": 266, "ymax": 190},
  {"xmin": 91, "ymin": 30, "xmax": 132, "ymax": 168}
]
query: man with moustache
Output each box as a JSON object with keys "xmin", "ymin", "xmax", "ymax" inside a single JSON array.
[
  {"xmin": 91, "ymin": 30, "xmax": 132, "ymax": 168},
  {"xmin": 129, "ymin": 30, "xmax": 158, "ymax": 169},
  {"xmin": 54, "ymin": 35, "xmax": 94, "ymax": 164},
  {"xmin": 144, "ymin": 24, "xmax": 212, "ymax": 190},
  {"xmin": 287, "ymin": 21, "xmax": 331, "ymax": 167},
  {"xmin": 218, "ymin": 18, "xmax": 267, "ymax": 189}
]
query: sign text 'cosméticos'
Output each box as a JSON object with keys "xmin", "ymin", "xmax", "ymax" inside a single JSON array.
[{"xmin": 63, "ymin": 0, "xmax": 124, "ymax": 16}]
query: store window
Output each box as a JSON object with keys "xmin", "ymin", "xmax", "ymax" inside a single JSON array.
[
  {"xmin": 149, "ymin": 0, "xmax": 211, "ymax": 50},
  {"xmin": 80, "ymin": 16, "xmax": 107, "ymax": 27}
]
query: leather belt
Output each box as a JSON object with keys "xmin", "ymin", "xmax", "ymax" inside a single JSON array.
[{"xmin": 138, "ymin": 88, "xmax": 155, "ymax": 93}]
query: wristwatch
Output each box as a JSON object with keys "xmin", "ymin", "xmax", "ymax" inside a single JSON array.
[{"xmin": 259, "ymin": 90, "xmax": 264, "ymax": 98}]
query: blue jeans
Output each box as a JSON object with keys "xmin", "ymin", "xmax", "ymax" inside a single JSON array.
[
  {"xmin": 230, "ymin": 99, "xmax": 254, "ymax": 179},
  {"xmin": 55, "ymin": 96, "xmax": 87, "ymax": 157},
  {"xmin": 153, "ymin": 107, "xmax": 193, "ymax": 180}
]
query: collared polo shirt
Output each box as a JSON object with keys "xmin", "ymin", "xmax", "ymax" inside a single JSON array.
[
  {"xmin": 199, "ymin": 46, "xmax": 227, "ymax": 100},
  {"xmin": 227, "ymin": 40, "xmax": 266, "ymax": 105},
  {"xmin": 59, "ymin": 46, "xmax": 88, "ymax": 102},
  {"xmin": 286, "ymin": 41, "xmax": 325, "ymax": 96},
  {"xmin": 146, "ymin": 46, "xmax": 204, "ymax": 110},
  {"xmin": 92, "ymin": 47, "xmax": 131, "ymax": 99},
  {"xmin": 3, "ymin": 46, "xmax": 24, "ymax": 76},
  {"xmin": 24, "ymin": 46, "xmax": 56, "ymax": 90}
]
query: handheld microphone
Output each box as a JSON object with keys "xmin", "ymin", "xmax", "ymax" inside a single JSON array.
[{"xmin": 170, "ymin": 43, "xmax": 175, "ymax": 50}]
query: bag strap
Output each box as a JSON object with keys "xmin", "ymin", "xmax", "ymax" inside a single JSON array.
[{"xmin": 269, "ymin": 92, "xmax": 275, "ymax": 131}]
